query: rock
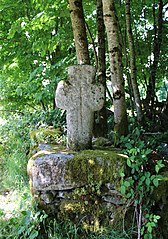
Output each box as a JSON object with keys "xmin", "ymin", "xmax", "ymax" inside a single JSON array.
[
  {"xmin": 27, "ymin": 147, "xmax": 128, "ymax": 230},
  {"xmin": 92, "ymin": 137, "xmax": 112, "ymax": 147},
  {"xmin": 55, "ymin": 65, "xmax": 104, "ymax": 150},
  {"xmin": 28, "ymin": 152, "xmax": 75, "ymax": 191}
]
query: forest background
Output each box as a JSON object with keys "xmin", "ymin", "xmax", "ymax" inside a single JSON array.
[{"xmin": 0, "ymin": 0, "xmax": 168, "ymax": 238}]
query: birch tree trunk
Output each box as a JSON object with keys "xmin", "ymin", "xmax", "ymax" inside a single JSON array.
[
  {"xmin": 93, "ymin": 0, "xmax": 107, "ymax": 137},
  {"xmin": 68, "ymin": 0, "xmax": 90, "ymax": 64},
  {"xmin": 125, "ymin": 0, "xmax": 143, "ymax": 122},
  {"xmin": 102, "ymin": 0, "xmax": 128, "ymax": 138}
]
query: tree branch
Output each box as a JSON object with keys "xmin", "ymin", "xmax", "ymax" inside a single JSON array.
[{"xmin": 85, "ymin": 21, "xmax": 98, "ymax": 69}]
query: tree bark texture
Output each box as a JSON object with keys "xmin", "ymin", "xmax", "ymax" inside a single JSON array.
[
  {"xmin": 93, "ymin": 0, "xmax": 107, "ymax": 137},
  {"xmin": 97, "ymin": 0, "xmax": 106, "ymax": 86},
  {"xmin": 102, "ymin": 0, "xmax": 128, "ymax": 138},
  {"xmin": 146, "ymin": 0, "xmax": 163, "ymax": 116},
  {"xmin": 125, "ymin": 0, "xmax": 143, "ymax": 122},
  {"xmin": 68, "ymin": 0, "xmax": 90, "ymax": 64}
]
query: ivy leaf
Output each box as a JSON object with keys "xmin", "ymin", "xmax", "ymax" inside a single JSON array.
[{"xmin": 119, "ymin": 169, "xmax": 125, "ymax": 177}]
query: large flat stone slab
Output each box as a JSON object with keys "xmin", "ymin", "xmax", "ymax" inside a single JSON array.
[{"xmin": 28, "ymin": 152, "xmax": 75, "ymax": 191}]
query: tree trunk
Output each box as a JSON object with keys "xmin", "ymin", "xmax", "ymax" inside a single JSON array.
[
  {"xmin": 93, "ymin": 0, "xmax": 107, "ymax": 138},
  {"xmin": 97, "ymin": 0, "xmax": 106, "ymax": 86},
  {"xmin": 123, "ymin": 27, "xmax": 135, "ymax": 117},
  {"xmin": 125, "ymin": 0, "xmax": 143, "ymax": 122},
  {"xmin": 146, "ymin": 0, "xmax": 163, "ymax": 117},
  {"xmin": 102, "ymin": 0, "xmax": 128, "ymax": 139},
  {"xmin": 68, "ymin": 0, "xmax": 90, "ymax": 64}
]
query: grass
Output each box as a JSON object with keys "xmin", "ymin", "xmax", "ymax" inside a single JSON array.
[{"xmin": 0, "ymin": 185, "xmax": 130, "ymax": 239}]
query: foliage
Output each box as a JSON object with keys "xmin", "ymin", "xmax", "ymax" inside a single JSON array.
[
  {"xmin": 0, "ymin": 0, "xmax": 167, "ymax": 116},
  {"xmin": 0, "ymin": 109, "xmax": 65, "ymax": 189},
  {"xmin": 118, "ymin": 127, "xmax": 165, "ymax": 238},
  {"xmin": 0, "ymin": 114, "xmax": 31, "ymax": 189},
  {"xmin": 0, "ymin": 0, "xmax": 167, "ymax": 237},
  {"xmin": 46, "ymin": 218, "xmax": 130, "ymax": 239},
  {"xmin": 0, "ymin": 112, "xmax": 167, "ymax": 238},
  {"xmin": 0, "ymin": 189, "xmax": 48, "ymax": 239},
  {"xmin": 0, "ymin": 203, "xmax": 129, "ymax": 239},
  {"xmin": 0, "ymin": 0, "xmax": 74, "ymax": 112},
  {"xmin": 0, "ymin": 182, "xmax": 128, "ymax": 239}
]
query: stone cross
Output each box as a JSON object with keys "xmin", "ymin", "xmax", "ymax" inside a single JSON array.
[{"xmin": 55, "ymin": 65, "xmax": 104, "ymax": 151}]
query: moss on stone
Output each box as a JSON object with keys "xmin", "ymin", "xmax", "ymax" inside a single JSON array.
[
  {"xmin": 29, "ymin": 128, "xmax": 63, "ymax": 153},
  {"xmin": 66, "ymin": 149, "xmax": 127, "ymax": 185},
  {"xmin": 30, "ymin": 128, "xmax": 62, "ymax": 142},
  {"xmin": 28, "ymin": 146, "xmax": 128, "ymax": 232},
  {"xmin": 58, "ymin": 149, "xmax": 128, "ymax": 231},
  {"xmin": 59, "ymin": 198, "xmax": 109, "ymax": 232}
]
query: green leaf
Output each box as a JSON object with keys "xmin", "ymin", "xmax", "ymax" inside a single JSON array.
[
  {"xmin": 147, "ymin": 225, "xmax": 152, "ymax": 233},
  {"xmin": 120, "ymin": 185, "xmax": 126, "ymax": 195},
  {"xmin": 124, "ymin": 181, "xmax": 130, "ymax": 187},
  {"xmin": 155, "ymin": 165, "xmax": 160, "ymax": 173},
  {"xmin": 141, "ymin": 175, "xmax": 146, "ymax": 182},
  {"xmin": 131, "ymin": 167, "xmax": 135, "ymax": 174},
  {"xmin": 153, "ymin": 178, "xmax": 159, "ymax": 187},
  {"xmin": 16, "ymin": 87, "xmax": 23, "ymax": 96},
  {"xmin": 154, "ymin": 215, "xmax": 160, "ymax": 222},
  {"xmin": 155, "ymin": 160, "xmax": 165, "ymax": 173},
  {"xmin": 146, "ymin": 177, "xmax": 151, "ymax": 186},
  {"xmin": 119, "ymin": 169, "xmax": 125, "ymax": 177},
  {"xmin": 125, "ymin": 142, "xmax": 132, "ymax": 149},
  {"xmin": 144, "ymin": 234, "xmax": 148, "ymax": 239},
  {"xmin": 126, "ymin": 193, "xmax": 132, "ymax": 198},
  {"xmin": 18, "ymin": 226, "xmax": 25, "ymax": 235},
  {"xmin": 30, "ymin": 230, "xmax": 38, "ymax": 239},
  {"xmin": 127, "ymin": 158, "xmax": 131, "ymax": 167}
]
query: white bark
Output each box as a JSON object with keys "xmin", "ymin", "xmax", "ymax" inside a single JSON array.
[
  {"xmin": 68, "ymin": 0, "xmax": 90, "ymax": 64},
  {"xmin": 102, "ymin": 0, "xmax": 128, "ymax": 138}
]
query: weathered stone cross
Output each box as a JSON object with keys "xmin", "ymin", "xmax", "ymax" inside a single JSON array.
[{"xmin": 55, "ymin": 65, "xmax": 104, "ymax": 150}]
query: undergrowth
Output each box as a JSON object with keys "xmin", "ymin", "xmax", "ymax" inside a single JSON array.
[
  {"xmin": 118, "ymin": 127, "xmax": 166, "ymax": 239},
  {"xmin": 0, "ymin": 111, "xmax": 128, "ymax": 238},
  {"xmin": 0, "ymin": 111, "xmax": 167, "ymax": 238}
]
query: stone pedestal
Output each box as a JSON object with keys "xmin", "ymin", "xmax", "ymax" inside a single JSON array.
[
  {"xmin": 28, "ymin": 147, "xmax": 128, "ymax": 229},
  {"xmin": 55, "ymin": 65, "xmax": 104, "ymax": 150}
]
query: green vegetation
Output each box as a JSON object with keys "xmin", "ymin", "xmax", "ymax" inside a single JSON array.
[
  {"xmin": 0, "ymin": 0, "xmax": 167, "ymax": 238},
  {"xmin": 0, "ymin": 112, "xmax": 167, "ymax": 238},
  {"xmin": 118, "ymin": 128, "xmax": 165, "ymax": 238}
]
